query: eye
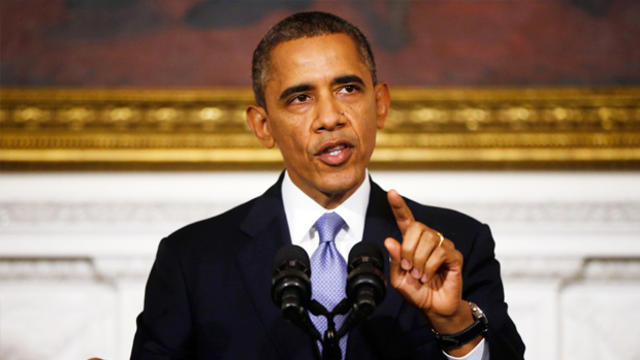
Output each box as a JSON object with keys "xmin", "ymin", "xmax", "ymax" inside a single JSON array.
[
  {"xmin": 339, "ymin": 84, "xmax": 360, "ymax": 94},
  {"xmin": 289, "ymin": 94, "xmax": 310, "ymax": 104}
]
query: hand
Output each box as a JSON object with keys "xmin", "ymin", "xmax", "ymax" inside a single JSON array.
[{"xmin": 384, "ymin": 190, "xmax": 478, "ymax": 350}]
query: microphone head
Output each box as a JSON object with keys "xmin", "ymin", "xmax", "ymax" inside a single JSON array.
[
  {"xmin": 348, "ymin": 241, "xmax": 384, "ymax": 272},
  {"xmin": 271, "ymin": 244, "xmax": 311, "ymax": 311},
  {"xmin": 273, "ymin": 244, "xmax": 310, "ymax": 276},
  {"xmin": 346, "ymin": 241, "xmax": 386, "ymax": 313}
]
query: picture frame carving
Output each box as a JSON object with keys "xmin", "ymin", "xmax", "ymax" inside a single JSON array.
[{"xmin": 1, "ymin": 87, "xmax": 639, "ymax": 170}]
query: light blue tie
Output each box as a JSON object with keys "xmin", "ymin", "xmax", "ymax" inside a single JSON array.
[{"xmin": 310, "ymin": 212, "xmax": 348, "ymax": 358}]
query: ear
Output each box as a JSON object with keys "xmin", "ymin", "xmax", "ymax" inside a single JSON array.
[
  {"xmin": 374, "ymin": 82, "xmax": 390, "ymax": 130},
  {"xmin": 246, "ymin": 105, "xmax": 275, "ymax": 149}
]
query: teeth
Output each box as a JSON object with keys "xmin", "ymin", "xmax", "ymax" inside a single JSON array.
[{"xmin": 326, "ymin": 145, "xmax": 345, "ymax": 156}]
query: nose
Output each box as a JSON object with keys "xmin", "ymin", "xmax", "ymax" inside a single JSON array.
[{"xmin": 314, "ymin": 95, "xmax": 345, "ymax": 131}]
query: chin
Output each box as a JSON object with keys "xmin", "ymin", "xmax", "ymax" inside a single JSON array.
[{"xmin": 317, "ymin": 168, "xmax": 364, "ymax": 195}]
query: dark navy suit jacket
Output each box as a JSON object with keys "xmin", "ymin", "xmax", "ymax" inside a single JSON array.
[{"xmin": 131, "ymin": 176, "xmax": 524, "ymax": 359}]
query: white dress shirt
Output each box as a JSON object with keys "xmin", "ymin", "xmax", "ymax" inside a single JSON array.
[{"xmin": 281, "ymin": 170, "xmax": 488, "ymax": 360}]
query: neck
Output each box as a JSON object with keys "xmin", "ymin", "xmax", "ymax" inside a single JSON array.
[
  {"xmin": 287, "ymin": 172, "xmax": 366, "ymax": 210},
  {"xmin": 316, "ymin": 188, "xmax": 357, "ymax": 210}
]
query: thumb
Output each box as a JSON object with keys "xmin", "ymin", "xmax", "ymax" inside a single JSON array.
[
  {"xmin": 384, "ymin": 237, "xmax": 404, "ymax": 283},
  {"xmin": 384, "ymin": 237, "xmax": 401, "ymax": 263}
]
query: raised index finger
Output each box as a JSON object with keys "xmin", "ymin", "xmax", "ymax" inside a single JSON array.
[{"xmin": 387, "ymin": 189, "xmax": 415, "ymax": 234}]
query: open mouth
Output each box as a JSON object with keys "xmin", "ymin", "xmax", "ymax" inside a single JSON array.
[{"xmin": 315, "ymin": 141, "xmax": 354, "ymax": 166}]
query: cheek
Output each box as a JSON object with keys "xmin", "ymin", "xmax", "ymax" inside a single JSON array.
[
  {"xmin": 272, "ymin": 121, "xmax": 310, "ymax": 155},
  {"xmin": 347, "ymin": 104, "xmax": 378, "ymax": 138}
]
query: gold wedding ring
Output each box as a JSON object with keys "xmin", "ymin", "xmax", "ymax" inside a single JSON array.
[{"xmin": 436, "ymin": 231, "xmax": 444, "ymax": 247}]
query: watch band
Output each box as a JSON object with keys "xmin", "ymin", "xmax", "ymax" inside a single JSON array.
[{"xmin": 432, "ymin": 301, "xmax": 489, "ymax": 350}]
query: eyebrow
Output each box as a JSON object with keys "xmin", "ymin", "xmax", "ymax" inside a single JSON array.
[
  {"xmin": 333, "ymin": 75, "xmax": 365, "ymax": 86},
  {"xmin": 277, "ymin": 74, "xmax": 366, "ymax": 102},
  {"xmin": 279, "ymin": 84, "xmax": 313, "ymax": 102}
]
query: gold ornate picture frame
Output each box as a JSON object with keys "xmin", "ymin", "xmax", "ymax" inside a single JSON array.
[{"xmin": 1, "ymin": 87, "xmax": 639, "ymax": 170}]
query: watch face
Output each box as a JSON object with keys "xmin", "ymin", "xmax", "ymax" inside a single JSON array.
[
  {"xmin": 469, "ymin": 302, "xmax": 486, "ymax": 320},
  {"xmin": 433, "ymin": 302, "xmax": 489, "ymax": 349}
]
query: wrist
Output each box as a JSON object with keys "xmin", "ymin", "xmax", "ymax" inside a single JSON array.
[
  {"xmin": 425, "ymin": 300, "xmax": 474, "ymax": 334},
  {"xmin": 430, "ymin": 301, "xmax": 489, "ymax": 355}
]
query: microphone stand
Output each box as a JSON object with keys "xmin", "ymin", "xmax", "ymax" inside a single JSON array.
[
  {"xmin": 308, "ymin": 298, "xmax": 371, "ymax": 360},
  {"xmin": 288, "ymin": 298, "xmax": 375, "ymax": 360},
  {"xmin": 283, "ymin": 301, "xmax": 323, "ymax": 360},
  {"xmin": 317, "ymin": 299, "xmax": 348, "ymax": 360}
]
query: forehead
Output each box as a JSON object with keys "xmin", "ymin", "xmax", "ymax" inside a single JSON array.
[{"xmin": 264, "ymin": 33, "xmax": 370, "ymax": 93}]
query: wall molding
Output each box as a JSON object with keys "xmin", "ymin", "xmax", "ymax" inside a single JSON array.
[
  {"xmin": 2, "ymin": 200, "xmax": 639, "ymax": 226},
  {"xmin": 1, "ymin": 199, "xmax": 638, "ymax": 279},
  {"xmin": 2, "ymin": 87, "xmax": 639, "ymax": 169}
]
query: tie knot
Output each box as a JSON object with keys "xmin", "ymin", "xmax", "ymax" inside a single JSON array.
[{"xmin": 315, "ymin": 212, "xmax": 345, "ymax": 244}]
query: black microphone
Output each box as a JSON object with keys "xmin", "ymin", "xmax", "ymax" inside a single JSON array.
[
  {"xmin": 346, "ymin": 241, "xmax": 386, "ymax": 317},
  {"xmin": 271, "ymin": 244, "xmax": 322, "ymax": 346},
  {"xmin": 335, "ymin": 241, "xmax": 386, "ymax": 340},
  {"xmin": 271, "ymin": 244, "xmax": 312, "ymax": 319}
]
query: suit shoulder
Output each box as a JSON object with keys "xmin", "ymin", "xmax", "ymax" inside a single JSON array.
[
  {"xmin": 402, "ymin": 198, "xmax": 493, "ymax": 260},
  {"xmin": 162, "ymin": 197, "xmax": 257, "ymax": 247},
  {"xmin": 402, "ymin": 197, "xmax": 487, "ymax": 244},
  {"xmin": 406, "ymin": 197, "xmax": 482, "ymax": 226}
]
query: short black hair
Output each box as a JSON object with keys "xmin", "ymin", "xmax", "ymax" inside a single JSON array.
[{"xmin": 251, "ymin": 11, "xmax": 377, "ymax": 109}]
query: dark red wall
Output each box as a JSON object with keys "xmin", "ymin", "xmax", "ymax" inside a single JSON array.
[{"xmin": 1, "ymin": 0, "xmax": 638, "ymax": 87}]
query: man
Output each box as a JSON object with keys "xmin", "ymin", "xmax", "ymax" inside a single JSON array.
[{"xmin": 132, "ymin": 12, "xmax": 524, "ymax": 360}]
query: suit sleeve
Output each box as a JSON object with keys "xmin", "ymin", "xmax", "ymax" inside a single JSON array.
[
  {"xmin": 131, "ymin": 236, "xmax": 194, "ymax": 360},
  {"xmin": 462, "ymin": 224, "xmax": 525, "ymax": 359}
]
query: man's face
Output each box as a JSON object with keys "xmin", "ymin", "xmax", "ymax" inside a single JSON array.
[{"xmin": 247, "ymin": 33, "xmax": 389, "ymax": 208}]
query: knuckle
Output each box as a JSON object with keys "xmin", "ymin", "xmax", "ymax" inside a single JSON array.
[
  {"xmin": 440, "ymin": 239, "xmax": 459, "ymax": 252},
  {"xmin": 407, "ymin": 222, "xmax": 422, "ymax": 233},
  {"xmin": 424, "ymin": 265, "xmax": 436, "ymax": 278},
  {"xmin": 423, "ymin": 231, "xmax": 436, "ymax": 242},
  {"xmin": 448, "ymin": 245, "xmax": 460, "ymax": 256},
  {"xmin": 414, "ymin": 250, "xmax": 428, "ymax": 263},
  {"xmin": 401, "ymin": 249, "xmax": 413, "ymax": 262}
]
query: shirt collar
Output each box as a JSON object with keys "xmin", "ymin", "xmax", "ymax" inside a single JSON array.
[{"xmin": 281, "ymin": 170, "xmax": 371, "ymax": 244}]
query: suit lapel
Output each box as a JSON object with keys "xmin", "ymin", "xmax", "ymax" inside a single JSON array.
[
  {"xmin": 363, "ymin": 180, "xmax": 405, "ymax": 315},
  {"xmin": 346, "ymin": 180, "xmax": 408, "ymax": 359},
  {"xmin": 236, "ymin": 173, "xmax": 317, "ymax": 359},
  {"xmin": 236, "ymin": 175, "xmax": 290, "ymax": 357}
]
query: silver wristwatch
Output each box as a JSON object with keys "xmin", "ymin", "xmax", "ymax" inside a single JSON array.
[{"xmin": 432, "ymin": 301, "xmax": 489, "ymax": 350}]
